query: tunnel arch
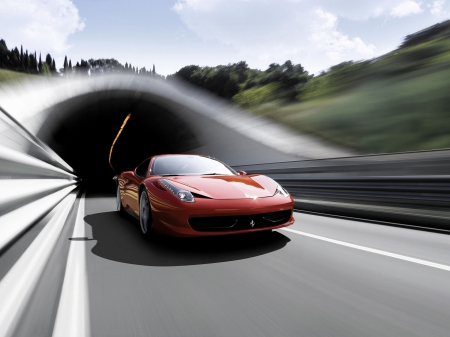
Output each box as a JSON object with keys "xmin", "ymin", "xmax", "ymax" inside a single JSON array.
[{"xmin": 35, "ymin": 89, "xmax": 203, "ymax": 179}]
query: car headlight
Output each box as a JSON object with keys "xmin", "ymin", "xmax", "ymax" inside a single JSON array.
[
  {"xmin": 275, "ymin": 184, "xmax": 289, "ymax": 198},
  {"xmin": 159, "ymin": 179, "xmax": 195, "ymax": 203}
]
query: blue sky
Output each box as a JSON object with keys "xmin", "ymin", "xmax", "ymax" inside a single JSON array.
[{"xmin": 1, "ymin": 0, "xmax": 450, "ymax": 75}]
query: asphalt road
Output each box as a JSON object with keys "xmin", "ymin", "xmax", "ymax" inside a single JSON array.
[{"xmin": 1, "ymin": 189, "xmax": 450, "ymax": 337}]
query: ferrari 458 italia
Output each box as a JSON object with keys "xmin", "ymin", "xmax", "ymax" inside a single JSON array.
[{"xmin": 115, "ymin": 154, "xmax": 294, "ymax": 237}]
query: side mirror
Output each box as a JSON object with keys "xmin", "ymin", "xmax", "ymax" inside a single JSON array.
[{"xmin": 238, "ymin": 170, "xmax": 247, "ymax": 176}]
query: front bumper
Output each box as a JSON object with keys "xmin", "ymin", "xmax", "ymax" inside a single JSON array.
[{"xmin": 150, "ymin": 193, "xmax": 295, "ymax": 237}]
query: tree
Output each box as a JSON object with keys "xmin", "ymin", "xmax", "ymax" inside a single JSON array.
[
  {"xmin": 33, "ymin": 52, "xmax": 37, "ymax": 73},
  {"xmin": 42, "ymin": 62, "xmax": 51, "ymax": 76},
  {"xmin": 0, "ymin": 39, "xmax": 8, "ymax": 69},
  {"xmin": 76, "ymin": 59, "xmax": 89, "ymax": 76},
  {"xmin": 24, "ymin": 49, "xmax": 29, "ymax": 71},
  {"xmin": 11, "ymin": 47, "xmax": 20, "ymax": 69},
  {"xmin": 51, "ymin": 59, "xmax": 56, "ymax": 74},
  {"xmin": 38, "ymin": 53, "xmax": 42, "ymax": 73},
  {"xmin": 63, "ymin": 55, "xmax": 68, "ymax": 76},
  {"xmin": 172, "ymin": 65, "xmax": 200, "ymax": 82},
  {"xmin": 20, "ymin": 45, "xmax": 24, "ymax": 69},
  {"xmin": 152, "ymin": 64, "xmax": 156, "ymax": 75},
  {"xmin": 45, "ymin": 54, "xmax": 52, "ymax": 68}
]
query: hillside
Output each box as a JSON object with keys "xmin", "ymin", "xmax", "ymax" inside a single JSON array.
[
  {"xmin": 246, "ymin": 19, "xmax": 450, "ymax": 154},
  {"xmin": 0, "ymin": 69, "xmax": 32, "ymax": 83}
]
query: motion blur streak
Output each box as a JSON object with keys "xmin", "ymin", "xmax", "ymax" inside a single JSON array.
[
  {"xmin": 0, "ymin": 143, "xmax": 75, "ymax": 179},
  {"xmin": 0, "ymin": 185, "xmax": 76, "ymax": 252},
  {"xmin": 53, "ymin": 192, "xmax": 90, "ymax": 337},
  {"xmin": 0, "ymin": 193, "xmax": 76, "ymax": 337},
  {"xmin": 0, "ymin": 105, "xmax": 74, "ymax": 173},
  {"xmin": 0, "ymin": 179, "xmax": 75, "ymax": 210}
]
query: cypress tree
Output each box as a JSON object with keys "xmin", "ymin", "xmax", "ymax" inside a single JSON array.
[
  {"xmin": 51, "ymin": 58, "xmax": 56, "ymax": 73},
  {"xmin": 25, "ymin": 50, "xmax": 29, "ymax": 71},
  {"xmin": 0, "ymin": 39, "xmax": 7, "ymax": 69},
  {"xmin": 45, "ymin": 54, "xmax": 52, "ymax": 68},
  {"xmin": 152, "ymin": 64, "xmax": 155, "ymax": 75},
  {"xmin": 20, "ymin": 45, "xmax": 23, "ymax": 69},
  {"xmin": 38, "ymin": 53, "xmax": 42, "ymax": 73},
  {"xmin": 12, "ymin": 47, "xmax": 20, "ymax": 68},
  {"xmin": 63, "ymin": 55, "xmax": 68, "ymax": 75},
  {"xmin": 33, "ymin": 51, "xmax": 37, "ymax": 73}
]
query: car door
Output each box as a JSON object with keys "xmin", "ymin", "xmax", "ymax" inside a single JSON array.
[{"xmin": 119, "ymin": 172, "xmax": 134, "ymax": 209}]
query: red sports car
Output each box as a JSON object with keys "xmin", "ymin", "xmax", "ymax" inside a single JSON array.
[{"xmin": 115, "ymin": 154, "xmax": 294, "ymax": 237}]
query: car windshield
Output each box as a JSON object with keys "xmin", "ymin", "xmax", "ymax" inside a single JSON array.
[{"xmin": 152, "ymin": 155, "xmax": 236, "ymax": 176}]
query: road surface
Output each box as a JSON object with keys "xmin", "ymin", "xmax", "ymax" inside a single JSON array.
[{"xmin": 1, "ymin": 189, "xmax": 450, "ymax": 337}]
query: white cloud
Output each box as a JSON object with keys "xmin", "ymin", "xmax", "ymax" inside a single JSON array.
[
  {"xmin": 0, "ymin": 0, "xmax": 84, "ymax": 55},
  {"xmin": 311, "ymin": 9, "xmax": 376, "ymax": 60},
  {"xmin": 390, "ymin": 1, "xmax": 423, "ymax": 17},
  {"xmin": 430, "ymin": 0, "xmax": 446, "ymax": 16},
  {"xmin": 173, "ymin": 0, "xmax": 378, "ymax": 72}
]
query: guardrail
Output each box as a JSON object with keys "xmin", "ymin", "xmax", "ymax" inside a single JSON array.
[
  {"xmin": 234, "ymin": 150, "xmax": 450, "ymax": 231},
  {"xmin": 0, "ymin": 106, "xmax": 78, "ymax": 252}
]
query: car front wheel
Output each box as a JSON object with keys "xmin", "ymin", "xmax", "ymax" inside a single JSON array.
[{"xmin": 139, "ymin": 189, "xmax": 153, "ymax": 237}]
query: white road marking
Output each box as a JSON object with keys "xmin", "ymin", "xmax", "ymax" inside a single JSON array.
[
  {"xmin": 0, "ymin": 193, "xmax": 76, "ymax": 337},
  {"xmin": 282, "ymin": 227, "xmax": 450, "ymax": 272},
  {"xmin": 53, "ymin": 192, "xmax": 90, "ymax": 337}
]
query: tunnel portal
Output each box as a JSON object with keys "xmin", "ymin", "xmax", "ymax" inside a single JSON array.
[{"xmin": 36, "ymin": 90, "xmax": 201, "ymax": 180}]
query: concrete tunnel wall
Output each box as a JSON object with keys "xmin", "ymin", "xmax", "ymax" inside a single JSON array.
[{"xmin": 0, "ymin": 74, "xmax": 352, "ymax": 183}]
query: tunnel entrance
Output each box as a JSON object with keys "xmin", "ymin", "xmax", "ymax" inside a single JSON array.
[
  {"xmin": 36, "ymin": 90, "xmax": 201, "ymax": 185},
  {"xmin": 28, "ymin": 77, "xmax": 300, "ymax": 193}
]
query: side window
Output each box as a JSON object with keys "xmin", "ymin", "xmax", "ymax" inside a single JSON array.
[{"xmin": 135, "ymin": 158, "xmax": 151, "ymax": 178}]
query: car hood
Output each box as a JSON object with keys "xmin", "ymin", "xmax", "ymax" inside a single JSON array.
[{"xmin": 166, "ymin": 174, "xmax": 278, "ymax": 200}]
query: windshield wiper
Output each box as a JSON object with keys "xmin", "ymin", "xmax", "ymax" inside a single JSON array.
[
  {"xmin": 159, "ymin": 174, "xmax": 184, "ymax": 176},
  {"xmin": 202, "ymin": 173, "xmax": 224, "ymax": 175}
]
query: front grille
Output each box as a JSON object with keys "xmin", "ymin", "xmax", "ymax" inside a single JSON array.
[{"xmin": 189, "ymin": 210, "xmax": 292, "ymax": 232}]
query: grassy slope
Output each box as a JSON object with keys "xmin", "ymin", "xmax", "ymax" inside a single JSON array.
[
  {"xmin": 0, "ymin": 69, "xmax": 33, "ymax": 84},
  {"xmin": 249, "ymin": 38, "xmax": 450, "ymax": 154}
]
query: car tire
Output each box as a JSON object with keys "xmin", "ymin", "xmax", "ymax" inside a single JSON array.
[
  {"xmin": 116, "ymin": 185, "xmax": 125, "ymax": 213},
  {"xmin": 139, "ymin": 189, "xmax": 153, "ymax": 237}
]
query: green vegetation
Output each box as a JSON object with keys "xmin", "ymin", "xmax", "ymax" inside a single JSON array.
[
  {"xmin": 0, "ymin": 38, "xmax": 161, "ymax": 77},
  {"xmin": 168, "ymin": 19, "xmax": 450, "ymax": 154},
  {"xmin": 247, "ymin": 20, "xmax": 450, "ymax": 154},
  {"xmin": 0, "ymin": 68, "xmax": 33, "ymax": 83},
  {"xmin": 233, "ymin": 83, "xmax": 280, "ymax": 109},
  {"xmin": 168, "ymin": 61, "xmax": 310, "ymax": 100}
]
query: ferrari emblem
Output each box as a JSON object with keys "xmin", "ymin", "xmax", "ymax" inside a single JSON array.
[{"xmin": 250, "ymin": 220, "xmax": 255, "ymax": 228}]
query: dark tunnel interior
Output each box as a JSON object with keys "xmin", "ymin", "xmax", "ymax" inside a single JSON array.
[{"xmin": 35, "ymin": 90, "xmax": 202, "ymax": 190}]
